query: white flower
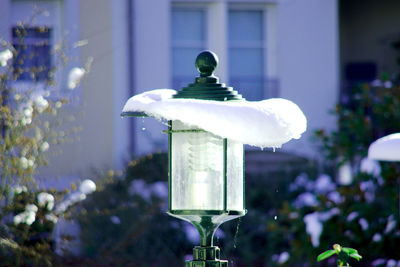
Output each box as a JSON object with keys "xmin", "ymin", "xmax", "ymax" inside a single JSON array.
[
  {"xmin": 327, "ymin": 191, "xmax": 342, "ymax": 204},
  {"xmin": 26, "ymin": 204, "xmax": 38, "ymax": 212},
  {"xmin": 128, "ymin": 179, "xmax": 151, "ymax": 200},
  {"xmin": 13, "ymin": 185, "xmax": 27, "ymax": 194},
  {"xmin": 346, "ymin": 211, "xmax": 359, "ymax": 222},
  {"xmin": 24, "ymin": 211, "xmax": 36, "ymax": 225},
  {"xmin": 69, "ymin": 191, "xmax": 86, "ymax": 203},
  {"xmin": 277, "ymin": 252, "xmax": 290, "ymax": 264},
  {"xmin": 13, "ymin": 208, "xmax": 37, "ymax": 226},
  {"xmin": 372, "ymin": 233, "xmax": 382, "ymax": 242},
  {"xmin": 303, "ymin": 209, "xmax": 339, "ymax": 247},
  {"xmin": 314, "ymin": 174, "xmax": 336, "ymax": 193},
  {"xmin": 360, "ymin": 180, "xmax": 376, "ymax": 202},
  {"xmin": 358, "ymin": 218, "xmax": 369, "ymax": 231},
  {"xmin": 37, "ymin": 192, "xmax": 55, "ymax": 210},
  {"xmin": 27, "ymin": 158, "xmax": 34, "ymax": 168},
  {"xmin": 79, "ymin": 179, "xmax": 96, "ymax": 194},
  {"xmin": 289, "ymin": 173, "xmax": 313, "ymax": 191},
  {"xmin": 20, "ymin": 157, "xmax": 29, "ymax": 169},
  {"xmin": 384, "ymin": 215, "xmax": 397, "ymax": 234},
  {"xmin": 55, "ymin": 101, "xmax": 62, "ymax": 109},
  {"xmin": 360, "ymin": 157, "xmax": 381, "ymax": 176},
  {"xmin": 304, "ymin": 212, "xmax": 322, "ymax": 247},
  {"xmin": 23, "ymin": 106, "xmax": 33, "ymax": 118},
  {"xmin": 33, "ymin": 95, "xmax": 49, "ymax": 113},
  {"xmin": 294, "ymin": 192, "xmax": 318, "ymax": 208},
  {"xmin": 68, "ymin": 67, "xmax": 85, "ymax": 89},
  {"xmin": 13, "ymin": 214, "xmax": 23, "ymax": 225},
  {"xmin": 110, "ymin": 215, "xmax": 121, "ymax": 225},
  {"xmin": 384, "ymin": 81, "xmax": 393, "ymax": 88},
  {"xmin": 0, "ymin": 49, "xmax": 12, "ymax": 67},
  {"xmin": 370, "ymin": 79, "xmax": 382, "ymax": 87},
  {"xmin": 150, "ymin": 181, "xmax": 168, "ymax": 199},
  {"xmin": 45, "ymin": 213, "xmax": 58, "ymax": 224},
  {"xmin": 372, "ymin": 259, "xmax": 386, "ymax": 266},
  {"xmin": 337, "ymin": 162, "xmax": 353, "ymax": 185},
  {"xmin": 40, "ymin": 141, "xmax": 50, "ymax": 152},
  {"xmin": 21, "ymin": 117, "xmax": 32, "ymax": 126}
]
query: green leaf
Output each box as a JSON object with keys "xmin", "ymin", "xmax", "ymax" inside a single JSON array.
[
  {"xmin": 342, "ymin": 247, "xmax": 357, "ymax": 254},
  {"xmin": 317, "ymin": 250, "xmax": 336, "ymax": 261},
  {"xmin": 349, "ymin": 253, "xmax": 362, "ymax": 261}
]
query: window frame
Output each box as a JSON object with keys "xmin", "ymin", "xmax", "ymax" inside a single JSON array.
[{"xmin": 170, "ymin": 3, "xmax": 209, "ymax": 89}]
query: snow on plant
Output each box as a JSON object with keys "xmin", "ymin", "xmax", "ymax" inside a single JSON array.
[
  {"xmin": 79, "ymin": 179, "xmax": 97, "ymax": 194},
  {"xmin": 0, "ymin": 49, "xmax": 12, "ymax": 67},
  {"xmin": 13, "ymin": 204, "xmax": 38, "ymax": 226},
  {"xmin": 68, "ymin": 67, "xmax": 86, "ymax": 89},
  {"xmin": 272, "ymin": 251, "xmax": 290, "ymax": 265},
  {"xmin": 55, "ymin": 180, "xmax": 97, "ymax": 214},
  {"xmin": 37, "ymin": 192, "xmax": 55, "ymax": 210}
]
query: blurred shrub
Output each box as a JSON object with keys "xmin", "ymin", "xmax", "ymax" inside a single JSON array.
[
  {"xmin": 77, "ymin": 153, "xmax": 193, "ymax": 266},
  {"xmin": 77, "ymin": 151, "xmax": 318, "ymax": 267},
  {"xmin": 268, "ymin": 78, "xmax": 400, "ymax": 266},
  {"xmin": 0, "ymin": 19, "xmax": 89, "ymax": 265}
]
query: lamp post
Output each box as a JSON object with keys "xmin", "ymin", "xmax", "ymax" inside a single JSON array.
[
  {"xmin": 167, "ymin": 51, "xmax": 246, "ymax": 266},
  {"xmin": 123, "ymin": 51, "xmax": 246, "ymax": 266}
]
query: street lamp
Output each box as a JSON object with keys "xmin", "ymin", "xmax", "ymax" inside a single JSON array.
[
  {"xmin": 121, "ymin": 50, "xmax": 306, "ymax": 266},
  {"xmin": 166, "ymin": 51, "xmax": 246, "ymax": 266},
  {"xmin": 123, "ymin": 51, "xmax": 245, "ymax": 266}
]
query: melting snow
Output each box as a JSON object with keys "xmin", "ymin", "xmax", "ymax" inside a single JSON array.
[
  {"xmin": 122, "ymin": 89, "xmax": 307, "ymax": 148},
  {"xmin": 368, "ymin": 133, "xmax": 400, "ymax": 162}
]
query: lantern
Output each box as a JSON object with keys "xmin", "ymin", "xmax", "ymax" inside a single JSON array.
[
  {"xmin": 167, "ymin": 51, "xmax": 246, "ymax": 266},
  {"xmin": 123, "ymin": 51, "xmax": 247, "ymax": 266}
]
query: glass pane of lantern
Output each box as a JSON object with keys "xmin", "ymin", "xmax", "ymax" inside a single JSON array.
[
  {"xmin": 227, "ymin": 140, "xmax": 244, "ymax": 211},
  {"xmin": 171, "ymin": 121, "xmax": 224, "ymax": 210}
]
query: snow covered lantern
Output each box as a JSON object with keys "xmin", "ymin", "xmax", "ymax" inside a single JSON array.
[
  {"xmin": 121, "ymin": 50, "xmax": 307, "ymax": 267},
  {"xmin": 168, "ymin": 52, "xmax": 245, "ymax": 239}
]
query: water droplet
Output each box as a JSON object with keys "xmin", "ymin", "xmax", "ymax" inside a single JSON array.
[
  {"xmin": 142, "ymin": 127, "xmax": 146, "ymax": 131},
  {"xmin": 274, "ymin": 216, "xmax": 278, "ymax": 220},
  {"xmin": 233, "ymin": 217, "xmax": 241, "ymax": 249}
]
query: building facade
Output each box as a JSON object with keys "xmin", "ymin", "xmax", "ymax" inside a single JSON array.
[{"xmin": 0, "ymin": 0, "xmax": 339, "ymax": 182}]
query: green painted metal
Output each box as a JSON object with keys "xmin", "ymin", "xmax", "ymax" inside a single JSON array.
[
  {"xmin": 168, "ymin": 210, "xmax": 246, "ymax": 216},
  {"xmin": 120, "ymin": 111, "xmax": 148, "ymax": 117},
  {"xmin": 122, "ymin": 50, "xmax": 246, "ymax": 267},
  {"xmin": 173, "ymin": 51, "xmax": 243, "ymax": 101},
  {"xmin": 223, "ymin": 139, "xmax": 227, "ymax": 212},
  {"xmin": 162, "ymin": 129, "xmax": 206, "ymax": 134},
  {"xmin": 167, "ymin": 51, "xmax": 246, "ymax": 267},
  {"xmin": 168, "ymin": 120, "xmax": 172, "ymax": 210},
  {"xmin": 185, "ymin": 246, "xmax": 228, "ymax": 267}
]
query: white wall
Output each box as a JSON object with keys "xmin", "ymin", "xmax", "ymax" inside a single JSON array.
[
  {"xmin": 132, "ymin": 0, "xmax": 171, "ymax": 156},
  {"xmin": 278, "ymin": 0, "xmax": 339, "ymax": 158},
  {"xmin": 131, "ymin": 0, "xmax": 339, "ymax": 159}
]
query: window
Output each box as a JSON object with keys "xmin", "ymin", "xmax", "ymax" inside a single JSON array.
[
  {"xmin": 12, "ymin": 26, "xmax": 52, "ymax": 81},
  {"xmin": 171, "ymin": 7, "xmax": 206, "ymax": 89},
  {"xmin": 170, "ymin": 3, "xmax": 277, "ymax": 99},
  {"xmin": 228, "ymin": 10, "xmax": 265, "ymax": 100}
]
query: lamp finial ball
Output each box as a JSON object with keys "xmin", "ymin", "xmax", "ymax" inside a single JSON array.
[{"xmin": 195, "ymin": 50, "xmax": 218, "ymax": 77}]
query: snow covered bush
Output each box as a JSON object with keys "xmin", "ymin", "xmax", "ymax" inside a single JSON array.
[
  {"xmin": 0, "ymin": 21, "xmax": 90, "ymax": 265},
  {"xmin": 268, "ymin": 72, "xmax": 400, "ymax": 266},
  {"xmin": 76, "ymin": 153, "xmax": 194, "ymax": 266}
]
